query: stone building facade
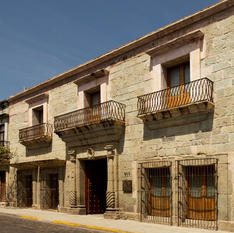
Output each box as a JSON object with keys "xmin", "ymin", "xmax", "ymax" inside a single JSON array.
[
  {"xmin": 5, "ymin": 0, "xmax": 234, "ymax": 231},
  {"xmin": 0, "ymin": 100, "xmax": 10, "ymax": 206}
]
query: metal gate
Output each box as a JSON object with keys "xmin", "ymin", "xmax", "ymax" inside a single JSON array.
[
  {"xmin": 139, "ymin": 161, "xmax": 172, "ymax": 225},
  {"xmin": 17, "ymin": 171, "xmax": 33, "ymax": 207},
  {"xmin": 177, "ymin": 158, "xmax": 218, "ymax": 230},
  {"xmin": 40, "ymin": 173, "xmax": 59, "ymax": 209}
]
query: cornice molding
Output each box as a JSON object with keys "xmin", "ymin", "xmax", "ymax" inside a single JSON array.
[
  {"xmin": 74, "ymin": 69, "xmax": 109, "ymax": 86},
  {"xmin": 146, "ymin": 30, "xmax": 204, "ymax": 56},
  {"xmin": 25, "ymin": 93, "xmax": 49, "ymax": 104}
]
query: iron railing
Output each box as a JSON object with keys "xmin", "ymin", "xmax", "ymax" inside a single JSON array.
[
  {"xmin": 177, "ymin": 158, "xmax": 218, "ymax": 230},
  {"xmin": 0, "ymin": 141, "xmax": 9, "ymax": 147},
  {"xmin": 19, "ymin": 123, "xmax": 53, "ymax": 142},
  {"xmin": 139, "ymin": 161, "xmax": 172, "ymax": 225},
  {"xmin": 137, "ymin": 78, "xmax": 213, "ymax": 116},
  {"xmin": 54, "ymin": 100, "xmax": 126, "ymax": 132}
]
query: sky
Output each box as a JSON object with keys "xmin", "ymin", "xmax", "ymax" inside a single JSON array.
[{"xmin": 0, "ymin": 0, "xmax": 220, "ymax": 100}]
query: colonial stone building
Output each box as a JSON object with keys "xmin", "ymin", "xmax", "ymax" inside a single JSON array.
[
  {"xmin": 0, "ymin": 100, "xmax": 9, "ymax": 206},
  {"xmin": 6, "ymin": 0, "xmax": 234, "ymax": 231}
]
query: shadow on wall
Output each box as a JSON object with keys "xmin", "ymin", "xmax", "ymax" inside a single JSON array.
[
  {"xmin": 143, "ymin": 110, "xmax": 214, "ymax": 141},
  {"xmin": 26, "ymin": 143, "xmax": 52, "ymax": 157},
  {"xmin": 65, "ymin": 125, "xmax": 126, "ymax": 158}
]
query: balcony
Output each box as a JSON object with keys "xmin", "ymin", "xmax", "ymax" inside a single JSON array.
[
  {"xmin": 19, "ymin": 123, "xmax": 53, "ymax": 146},
  {"xmin": 54, "ymin": 100, "xmax": 125, "ymax": 146},
  {"xmin": 137, "ymin": 78, "xmax": 214, "ymax": 128}
]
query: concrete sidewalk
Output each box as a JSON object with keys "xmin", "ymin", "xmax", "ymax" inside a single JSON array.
[{"xmin": 0, "ymin": 207, "xmax": 230, "ymax": 233}]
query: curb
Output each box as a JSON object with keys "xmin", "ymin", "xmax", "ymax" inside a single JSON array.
[{"xmin": 20, "ymin": 216, "xmax": 137, "ymax": 233}]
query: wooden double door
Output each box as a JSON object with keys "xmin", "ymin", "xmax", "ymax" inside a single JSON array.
[
  {"xmin": 85, "ymin": 159, "xmax": 107, "ymax": 214},
  {"xmin": 88, "ymin": 91, "xmax": 101, "ymax": 122},
  {"xmin": 167, "ymin": 62, "xmax": 191, "ymax": 108},
  {"xmin": 185, "ymin": 165, "xmax": 216, "ymax": 220}
]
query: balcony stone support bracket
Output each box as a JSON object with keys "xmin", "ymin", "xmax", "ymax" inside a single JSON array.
[
  {"xmin": 140, "ymin": 101, "xmax": 214, "ymax": 130},
  {"xmin": 19, "ymin": 123, "xmax": 53, "ymax": 147},
  {"xmin": 56, "ymin": 122, "xmax": 124, "ymax": 148},
  {"xmin": 137, "ymin": 78, "xmax": 214, "ymax": 129},
  {"xmin": 54, "ymin": 100, "xmax": 125, "ymax": 148}
]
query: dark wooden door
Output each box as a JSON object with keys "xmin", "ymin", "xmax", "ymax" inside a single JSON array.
[
  {"xmin": 48, "ymin": 174, "xmax": 59, "ymax": 209},
  {"xmin": 85, "ymin": 159, "xmax": 107, "ymax": 214},
  {"xmin": 0, "ymin": 171, "xmax": 6, "ymax": 202},
  {"xmin": 147, "ymin": 167, "xmax": 171, "ymax": 217},
  {"xmin": 25, "ymin": 175, "xmax": 32, "ymax": 207},
  {"xmin": 89, "ymin": 91, "xmax": 101, "ymax": 122},
  {"xmin": 167, "ymin": 62, "xmax": 191, "ymax": 107},
  {"xmin": 186, "ymin": 165, "xmax": 216, "ymax": 220}
]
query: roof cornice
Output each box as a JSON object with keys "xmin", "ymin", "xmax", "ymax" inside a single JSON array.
[{"xmin": 8, "ymin": 0, "xmax": 233, "ymax": 103}]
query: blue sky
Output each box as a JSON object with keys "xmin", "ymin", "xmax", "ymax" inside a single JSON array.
[{"xmin": 0, "ymin": 0, "xmax": 220, "ymax": 100}]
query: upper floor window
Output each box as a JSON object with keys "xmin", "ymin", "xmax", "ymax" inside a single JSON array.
[
  {"xmin": 74, "ymin": 69, "xmax": 109, "ymax": 110},
  {"xmin": 0, "ymin": 124, "xmax": 4, "ymax": 142},
  {"xmin": 167, "ymin": 62, "xmax": 190, "ymax": 88},
  {"xmin": 32, "ymin": 106, "xmax": 44, "ymax": 125},
  {"xmin": 25, "ymin": 93, "xmax": 48, "ymax": 127},
  {"xmin": 84, "ymin": 87, "xmax": 101, "ymax": 121},
  {"xmin": 147, "ymin": 30, "xmax": 203, "ymax": 94},
  {"xmin": 85, "ymin": 88, "xmax": 101, "ymax": 108}
]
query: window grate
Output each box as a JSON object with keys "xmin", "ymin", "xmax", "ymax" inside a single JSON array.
[
  {"xmin": 177, "ymin": 158, "xmax": 218, "ymax": 230},
  {"xmin": 138, "ymin": 161, "xmax": 172, "ymax": 225}
]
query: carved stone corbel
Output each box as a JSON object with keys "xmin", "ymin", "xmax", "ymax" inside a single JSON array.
[
  {"xmin": 104, "ymin": 144, "xmax": 115, "ymax": 158},
  {"xmin": 87, "ymin": 147, "xmax": 95, "ymax": 160},
  {"xmin": 68, "ymin": 149, "xmax": 76, "ymax": 162}
]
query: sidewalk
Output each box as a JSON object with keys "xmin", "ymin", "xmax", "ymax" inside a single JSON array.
[{"xmin": 0, "ymin": 207, "xmax": 230, "ymax": 233}]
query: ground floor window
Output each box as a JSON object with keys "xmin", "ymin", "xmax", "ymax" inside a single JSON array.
[
  {"xmin": 147, "ymin": 167, "xmax": 171, "ymax": 217},
  {"xmin": 178, "ymin": 159, "xmax": 218, "ymax": 230},
  {"xmin": 185, "ymin": 165, "xmax": 216, "ymax": 220},
  {"xmin": 17, "ymin": 171, "xmax": 33, "ymax": 207},
  {"xmin": 139, "ymin": 161, "xmax": 172, "ymax": 224},
  {"xmin": 41, "ymin": 170, "xmax": 59, "ymax": 210}
]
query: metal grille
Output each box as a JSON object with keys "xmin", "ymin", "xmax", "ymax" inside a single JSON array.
[
  {"xmin": 137, "ymin": 78, "xmax": 213, "ymax": 116},
  {"xmin": 17, "ymin": 172, "xmax": 33, "ymax": 207},
  {"xmin": 40, "ymin": 187, "xmax": 59, "ymax": 209},
  {"xmin": 139, "ymin": 161, "xmax": 172, "ymax": 225},
  {"xmin": 40, "ymin": 173, "xmax": 59, "ymax": 209},
  {"xmin": 177, "ymin": 159, "xmax": 218, "ymax": 230},
  {"xmin": 54, "ymin": 100, "xmax": 126, "ymax": 132},
  {"xmin": 19, "ymin": 123, "xmax": 53, "ymax": 142}
]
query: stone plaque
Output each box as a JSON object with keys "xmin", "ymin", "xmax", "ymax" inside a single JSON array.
[{"xmin": 122, "ymin": 180, "xmax": 132, "ymax": 193}]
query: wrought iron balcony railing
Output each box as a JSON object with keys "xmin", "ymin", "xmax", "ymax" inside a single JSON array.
[
  {"xmin": 0, "ymin": 141, "xmax": 9, "ymax": 147},
  {"xmin": 137, "ymin": 78, "xmax": 213, "ymax": 116},
  {"xmin": 19, "ymin": 123, "xmax": 53, "ymax": 144},
  {"xmin": 54, "ymin": 100, "xmax": 126, "ymax": 132}
]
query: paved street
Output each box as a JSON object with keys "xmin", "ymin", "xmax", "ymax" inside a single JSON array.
[
  {"xmin": 0, "ymin": 213, "xmax": 106, "ymax": 233},
  {"xmin": 0, "ymin": 207, "xmax": 232, "ymax": 233}
]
